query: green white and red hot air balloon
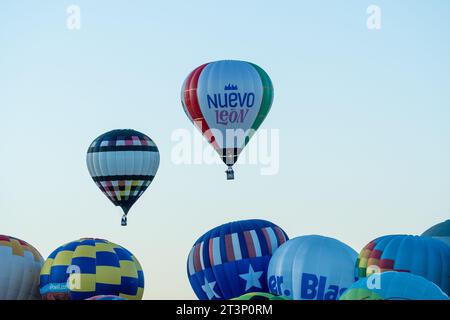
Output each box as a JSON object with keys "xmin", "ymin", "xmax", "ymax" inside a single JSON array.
[{"xmin": 181, "ymin": 60, "xmax": 274, "ymax": 179}]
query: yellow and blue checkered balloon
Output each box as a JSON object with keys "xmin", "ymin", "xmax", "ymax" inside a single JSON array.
[{"xmin": 40, "ymin": 238, "xmax": 144, "ymax": 300}]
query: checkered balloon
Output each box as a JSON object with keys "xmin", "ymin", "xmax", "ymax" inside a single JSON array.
[
  {"xmin": 86, "ymin": 129, "xmax": 160, "ymax": 226},
  {"xmin": 40, "ymin": 238, "xmax": 144, "ymax": 300}
]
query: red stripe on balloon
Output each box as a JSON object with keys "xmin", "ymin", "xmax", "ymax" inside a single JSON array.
[
  {"xmin": 193, "ymin": 244, "xmax": 202, "ymax": 272},
  {"xmin": 370, "ymin": 249, "xmax": 382, "ymax": 259},
  {"xmin": 225, "ymin": 234, "xmax": 235, "ymax": 262},
  {"xmin": 379, "ymin": 259, "xmax": 394, "ymax": 270},
  {"xmin": 274, "ymin": 227, "xmax": 286, "ymax": 246},
  {"xmin": 183, "ymin": 64, "xmax": 206, "ymax": 121},
  {"xmin": 261, "ymin": 228, "xmax": 273, "ymax": 254},
  {"xmin": 183, "ymin": 63, "xmax": 219, "ymax": 150},
  {"xmin": 244, "ymin": 231, "xmax": 256, "ymax": 258},
  {"xmin": 208, "ymin": 238, "xmax": 215, "ymax": 266}
]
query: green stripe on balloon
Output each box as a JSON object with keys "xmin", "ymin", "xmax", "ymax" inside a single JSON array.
[{"xmin": 244, "ymin": 63, "xmax": 274, "ymax": 146}]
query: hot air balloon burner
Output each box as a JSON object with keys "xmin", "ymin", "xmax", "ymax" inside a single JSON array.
[{"xmin": 226, "ymin": 167, "xmax": 234, "ymax": 180}]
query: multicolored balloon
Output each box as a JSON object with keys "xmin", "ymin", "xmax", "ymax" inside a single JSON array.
[
  {"xmin": 86, "ymin": 295, "xmax": 127, "ymax": 300},
  {"xmin": 422, "ymin": 220, "xmax": 450, "ymax": 247},
  {"xmin": 187, "ymin": 219, "xmax": 288, "ymax": 300},
  {"xmin": 0, "ymin": 235, "xmax": 43, "ymax": 300},
  {"xmin": 355, "ymin": 234, "xmax": 450, "ymax": 295},
  {"xmin": 181, "ymin": 60, "xmax": 274, "ymax": 180},
  {"xmin": 40, "ymin": 238, "xmax": 144, "ymax": 300},
  {"xmin": 232, "ymin": 292, "xmax": 290, "ymax": 300},
  {"xmin": 340, "ymin": 271, "xmax": 449, "ymax": 300},
  {"xmin": 86, "ymin": 129, "xmax": 160, "ymax": 225},
  {"xmin": 267, "ymin": 235, "xmax": 357, "ymax": 300}
]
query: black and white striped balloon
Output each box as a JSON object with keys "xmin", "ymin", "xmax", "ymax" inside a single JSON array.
[{"xmin": 86, "ymin": 129, "xmax": 160, "ymax": 225}]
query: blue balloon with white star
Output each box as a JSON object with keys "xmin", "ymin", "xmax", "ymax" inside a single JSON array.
[{"xmin": 187, "ymin": 219, "xmax": 289, "ymax": 300}]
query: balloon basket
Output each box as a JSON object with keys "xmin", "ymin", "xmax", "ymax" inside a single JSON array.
[
  {"xmin": 121, "ymin": 215, "xmax": 127, "ymax": 226},
  {"xmin": 226, "ymin": 167, "xmax": 235, "ymax": 180}
]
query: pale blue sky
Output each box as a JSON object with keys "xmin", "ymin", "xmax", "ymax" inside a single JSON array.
[{"xmin": 0, "ymin": 0, "xmax": 449, "ymax": 299}]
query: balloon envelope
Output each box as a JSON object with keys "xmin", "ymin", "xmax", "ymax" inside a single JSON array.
[
  {"xmin": 340, "ymin": 271, "xmax": 449, "ymax": 300},
  {"xmin": 86, "ymin": 295, "xmax": 127, "ymax": 300},
  {"xmin": 355, "ymin": 234, "xmax": 450, "ymax": 295},
  {"xmin": 40, "ymin": 238, "xmax": 144, "ymax": 300},
  {"xmin": 267, "ymin": 235, "xmax": 357, "ymax": 300},
  {"xmin": 422, "ymin": 220, "xmax": 450, "ymax": 247},
  {"xmin": 187, "ymin": 219, "xmax": 288, "ymax": 300},
  {"xmin": 0, "ymin": 235, "xmax": 43, "ymax": 299},
  {"xmin": 181, "ymin": 60, "xmax": 274, "ymax": 179},
  {"xmin": 86, "ymin": 129, "xmax": 160, "ymax": 225},
  {"xmin": 232, "ymin": 292, "xmax": 290, "ymax": 300}
]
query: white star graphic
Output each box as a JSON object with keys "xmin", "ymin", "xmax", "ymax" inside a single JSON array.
[
  {"xmin": 201, "ymin": 279, "xmax": 220, "ymax": 299},
  {"xmin": 239, "ymin": 265, "xmax": 263, "ymax": 291}
]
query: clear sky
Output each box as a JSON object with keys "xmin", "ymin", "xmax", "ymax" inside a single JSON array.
[{"xmin": 0, "ymin": 0, "xmax": 449, "ymax": 299}]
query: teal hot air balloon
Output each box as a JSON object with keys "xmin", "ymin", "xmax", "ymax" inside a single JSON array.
[
  {"xmin": 86, "ymin": 129, "xmax": 160, "ymax": 226},
  {"xmin": 356, "ymin": 234, "xmax": 450, "ymax": 295},
  {"xmin": 340, "ymin": 271, "xmax": 449, "ymax": 300},
  {"xmin": 422, "ymin": 220, "xmax": 450, "ymax": 247},
  {"xmin": 267, "ymin": 235, "xmax": 358, "ymax": 300}
]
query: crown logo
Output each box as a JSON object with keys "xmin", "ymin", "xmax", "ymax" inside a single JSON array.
[{"xmin": 224, "ymin": 84, "xmax": 238, "ymax": 91}]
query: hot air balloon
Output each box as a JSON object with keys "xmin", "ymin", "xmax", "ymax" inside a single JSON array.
[
  {"xmin": 355, "ymin": 234, "xmax": 450, "ymax": 295},
  {"xmin": 86, "ymin": 295, "xmax": 127, "ymax": 300},
  {"xmin": 40, "ymin": 238, "xmax": 144, "ymax": 300},
  {"xmin": 181, "ymin": 60, "xmax": 274, "ymax": 180},
  {"xmin": 422, "ymin": 220, "xmax": 450, "ymax": 246},
  {"xmin": 340, "ymin": 271, "xmax": 449, "ymax": 300},
  {"xmin": 86, "ymin": 129, "xmax": 160, "ymax": 226},
  {"xmin": 232, "ymin": 292, "xmax": 290, "ymax": 300},
  {"xmin": 0, "ymin": 235, "xmax": 43, "ymax": 300},
  {"xmin": 267, "ymin": 235, "xmax": 357, "ymax": 300},
  {"xmin": 187, "ymin": 219, "xmax": 288, "ymax": 300}
]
